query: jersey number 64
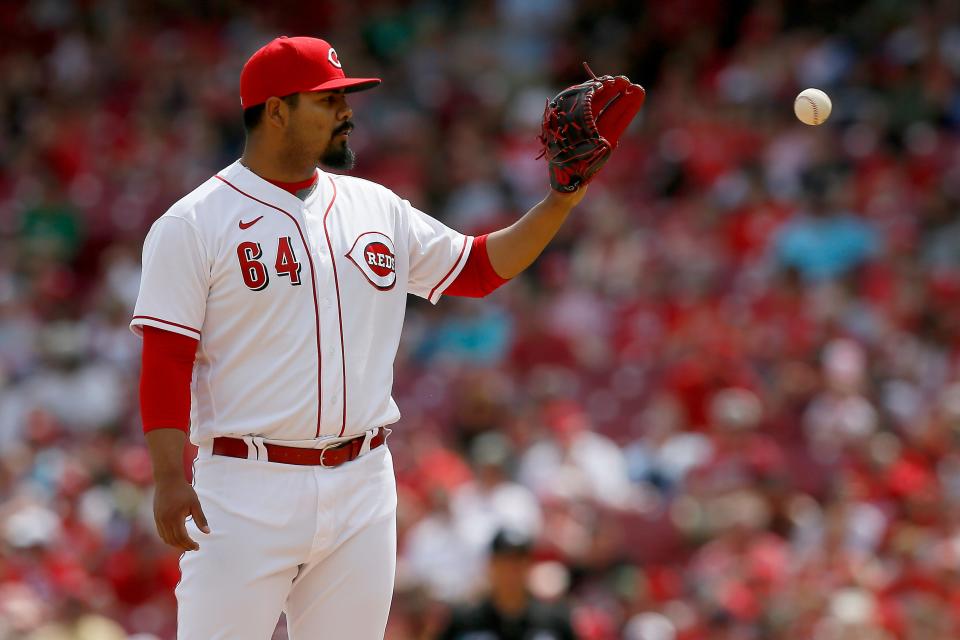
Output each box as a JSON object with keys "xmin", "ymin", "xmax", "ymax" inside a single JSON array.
[{"xmin": 236, "ymin": 237, "xmax": 302, "ymax": 290}]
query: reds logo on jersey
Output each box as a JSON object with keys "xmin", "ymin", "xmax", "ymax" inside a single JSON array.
[{"xmin": 347, "ymin": 232, "xmax": 396, "ymax": 290}]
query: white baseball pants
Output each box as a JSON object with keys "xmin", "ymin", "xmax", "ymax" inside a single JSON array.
[{"xmin": 175, "ymin": 440, "xmax": 397, "ymax": 639}]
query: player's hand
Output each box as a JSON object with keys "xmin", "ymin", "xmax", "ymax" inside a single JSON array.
[
  {"xmin": 153, "ymin": 478, "xmax": 210, "ymax": 552},
  {"xmin": 537, "ymin": 65, "xmax": 645, "ymax": 193}
]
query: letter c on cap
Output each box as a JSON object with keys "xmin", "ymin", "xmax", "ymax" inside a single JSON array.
[{"xmin": 328, "ymin": 48, "xmax": 342, "ymax": 69}]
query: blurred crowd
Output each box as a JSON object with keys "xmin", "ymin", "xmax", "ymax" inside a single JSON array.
[{"xmin": 3, "ymin": 0, "xmax": 960, "ymax": 638}]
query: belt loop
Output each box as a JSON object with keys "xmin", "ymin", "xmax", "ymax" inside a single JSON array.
[
  {"xmin": 197, "ymin": 441, "xmax": 214, "ymax": 459},
  {"xmin": 241, "ymin": 436, "xmax": 263, "ymax": 461},
  {"xmin": 358, "ymin": 428, "xmax": 375, "ymax": 456},
  {"xmin": 253, "ymin": 437, "xmax": 268, "ymax": 462}
]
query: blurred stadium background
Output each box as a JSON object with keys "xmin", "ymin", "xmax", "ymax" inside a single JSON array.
[{"xmin": 3, "ymin": 0, "xmax": 960, "ymax": 638}]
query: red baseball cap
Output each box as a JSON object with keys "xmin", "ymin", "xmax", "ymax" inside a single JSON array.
[{"xmin": 240, "ymin": 36, "xmax": 381, "ymax": 108}]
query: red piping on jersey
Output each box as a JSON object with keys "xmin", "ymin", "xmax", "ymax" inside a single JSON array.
[
  {"xmin": 428, "ymin": 235, "xmax": 469, "ymax": 300},
  {"xmin": 133, "ymin": 315, "xmax": 201, "ymax": 337},
  {"xmin": 214, "ymin": 175, "xmax": 324, "ymax": 437},
  {"xmin": 322, "ymin": 176, "xmax": 348, "ymax": 437}
]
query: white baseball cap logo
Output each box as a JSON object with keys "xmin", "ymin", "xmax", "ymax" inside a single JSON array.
[
  {"xmin": 328, "ymin": 48, "xmax": 342, "ymax": 69},
  {"xmin": 346, "ymin": 232, "xmax": 396, "ymax": 290}
]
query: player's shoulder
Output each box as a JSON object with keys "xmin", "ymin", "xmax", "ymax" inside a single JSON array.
[
  {"xmin": 328, "ymin": 173, "xmax": 403, "ymax": 205},
  {"xmin": 158, "ymin": 172, "xmax": 236, "ymax": 227}
]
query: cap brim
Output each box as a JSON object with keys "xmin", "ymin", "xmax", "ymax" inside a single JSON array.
[{"xmin": 310, "ymin": 77, "xmax": 381, "ymax": 94}]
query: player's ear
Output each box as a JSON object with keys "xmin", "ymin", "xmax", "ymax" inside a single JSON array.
[{"xmin": 263, "ymin": 96, "xmax": 291, "ymax": 130}]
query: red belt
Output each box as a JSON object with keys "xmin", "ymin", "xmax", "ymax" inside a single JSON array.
[{"xmin": 212, "ymin": 429, "xmax": 387, "ymax": 467}]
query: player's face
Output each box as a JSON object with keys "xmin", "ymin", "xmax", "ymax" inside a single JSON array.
[{"xmin": 287, "ymin": 91, "xmax": 355, "ymax": 170}]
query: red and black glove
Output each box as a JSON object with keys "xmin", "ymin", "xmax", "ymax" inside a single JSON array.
[{"xmin": 538, "ymin": 64, "xmax": 646, "ymax": 192}]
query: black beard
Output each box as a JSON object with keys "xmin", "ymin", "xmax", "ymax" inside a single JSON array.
[
  {"xmin": 321, "ymin": 141, "xmax": 355, "ymax": 170},
  {"xmin": 321, "ymin": 120, "xmax": 356, "ymax": 170}
]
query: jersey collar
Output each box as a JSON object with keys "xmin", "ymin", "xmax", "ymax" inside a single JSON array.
[{"xmin": 217, "ymin": 160, "xmax": 324, "ymax": 211}]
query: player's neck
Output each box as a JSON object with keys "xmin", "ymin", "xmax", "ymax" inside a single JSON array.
[{"xmin": 241, "ymin": 143, "xmax": 317, "ymax": 184}]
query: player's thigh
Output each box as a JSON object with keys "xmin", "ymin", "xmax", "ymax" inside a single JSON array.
[
  {"xmin": 176, "ymin": 456, "xmax": 314, "ymax": 640},
  {"xmin": 176, "ymin": 518, "xmax": 297, "ymax": 640},
  {"xmin": 285, "ymin": 513, "xmax": 398, "ymax": 640}
]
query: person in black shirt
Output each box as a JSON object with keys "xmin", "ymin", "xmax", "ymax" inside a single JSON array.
[{"xmin": 437, "ymin": 529, "xmax": 577, "ymax": 640}]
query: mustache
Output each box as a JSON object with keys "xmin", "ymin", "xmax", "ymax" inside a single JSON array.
[{"xmin": 334, "ymin": 120, "xmax": 355, "ymax": 135}]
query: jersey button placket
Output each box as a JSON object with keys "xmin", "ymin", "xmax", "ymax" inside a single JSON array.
[
  {"xmin": 315, "ymin": 181, "xmax": 348, "ymax": 438},
  {"xmin": 296, "ymin": 204, "xmax": 325, "ymax": 438}
]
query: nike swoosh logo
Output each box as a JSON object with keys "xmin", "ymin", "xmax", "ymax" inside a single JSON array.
[{"xmin": 239, "ymin": 216, "xmax": 264, "ymax": 230}]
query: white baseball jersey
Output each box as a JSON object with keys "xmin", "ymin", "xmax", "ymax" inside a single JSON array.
[{"xmin": 131, "ymin": 160, "xmax": 472, "ymax": 442}]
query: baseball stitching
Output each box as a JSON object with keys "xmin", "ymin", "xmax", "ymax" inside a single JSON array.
[{"xmin": 797, "ymin": 95, "xmax": 819, "ymax": 124}]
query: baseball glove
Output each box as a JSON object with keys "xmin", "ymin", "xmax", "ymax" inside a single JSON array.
[{"xmin": 538, "ymin": 63, "xmax": 646, "ymax": 192}]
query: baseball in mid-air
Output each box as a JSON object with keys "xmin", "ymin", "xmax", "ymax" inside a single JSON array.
[{"xmin": 794, "ymin": 88, "xmax": 832, "ymax": 126}]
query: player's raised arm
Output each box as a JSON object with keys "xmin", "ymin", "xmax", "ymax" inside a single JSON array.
[
  {"xmin": 485, "ymin": 188, "xmax": 587, "ymax": 280},
  {"xmin": 485, "ymin": 66, "xmax": 645, "ymax": 280}
]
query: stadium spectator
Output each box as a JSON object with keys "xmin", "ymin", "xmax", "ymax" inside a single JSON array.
[{"xmin": 437, "ymin": 529, "xmax": 576, "ymax": 640}]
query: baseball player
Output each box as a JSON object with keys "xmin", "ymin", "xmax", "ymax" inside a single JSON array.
[{"xmin": 133, "ymin": 36, "xmax": 643, "ymax": 639}]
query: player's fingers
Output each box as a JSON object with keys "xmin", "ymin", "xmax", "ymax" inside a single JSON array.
[
  {"xmin": 154, "ymin": 518, "xmax": 167, "ymax": 544},
  {"xmin": 154, "ymin": 498, "xmax": 185, "ymax": 549},
  {"xmin": 158, "ymin": 505, "xmax": 197, "ymax": 551},
  {"xmin": 170, "ymin": 517, "xmax": 200, "ymax": 552},
  {"xmin": 156, "ymin": 520, "xmax": 178, "ymax": 549},
  {"xmin": 190, "ymin": 498, "xmax": 210, "ymax": 534},
  {"xmin": 154, "ymin": 503, "xmax": 179, "ymax": 547}
]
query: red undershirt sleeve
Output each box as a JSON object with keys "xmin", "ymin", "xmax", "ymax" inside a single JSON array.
[
  {"xmin": 140, "ymin": 326, "xmax": 199, "ymax": 434},
  {"xmin": 444, "ymin": 234, "xmax": 509, "ymax": 298}
]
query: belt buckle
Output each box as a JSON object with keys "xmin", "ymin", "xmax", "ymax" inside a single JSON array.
[
  {"xmin": 318, "ymin": 440, "xmax": 347, "ymax": 468},
  {"xmin": 318, "ymin": 444, "xmax": 336, "ymax": 468}
]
